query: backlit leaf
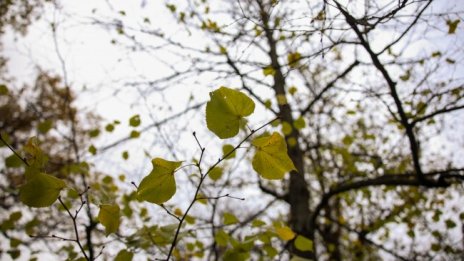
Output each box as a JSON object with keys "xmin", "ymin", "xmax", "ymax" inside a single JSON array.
[
  {"xmin": 446, "ymin": 19, "xmax": 460, "ymax": 34},
  {"xmin": 37, "ymin": 120, "xmax": 53, "ymax": 134},
  {"xmin": 294, "ymin": 235, "xmax": 313, "ymax": 251},
  {"xmin": 137, "ymin": 158, "xmax": 182, "ymax": 204},
  {"xmin": 130, "ymin": 130, "xmax": 140, "ymax": 139},
  {"xmin": 215, "ymin": 229, "xmax": 229, "ymax": 246},
  {"xmin": 223, "ymin": 212, "xmax": 239, "ymax": 225},
  {"xmin": 209, "ymin": 166, "xmax": 223, "ymax": 181},
  {"xmin": 115, "ymin": 249, "xmax": 133, "ymax": 261},
  {"xmin": 129, "ymin": 115, "xmax": 141, "ymax": 127},
  {"xmin": 0, "ymin": 84, "xmax": 8, "ymax": 95},
  {"xmin": 287, "ymin": 52, "xmax": 301, "ymax": 68},
  {"xmin": 5, "ymin": 154, "xmax": 22, "ymax": 168},
  {"xmin": 206, "ymin": 87, "xmax": 255, "ymax": 139},
  {"xmin": 105, "ymin": 124, "xmax": 115, "ymax": 132},
  {"xmin": 19, "ymin": 172, "xmax": 66, "ymax": 208},
  {"xmin": 222, "ymin": 144, "xmax": 236, "ymax": 159},
  {"xmin": 293, "ymin": 117, "xmax": 306, "ymax": 130},
  {"xmin": 263, "ymin": 66, "xmax": 275, "ymax": 76},
  {"xmin": 98, "ymin": 204, "xmax": 121, "ymax": 235},
  {"xmin": 252, "ymin": 132, "xmax": 296, "ymax": 179},
  {"xmin": 275, "ymin": 225, "xmax": 295, "ymax": 241}
]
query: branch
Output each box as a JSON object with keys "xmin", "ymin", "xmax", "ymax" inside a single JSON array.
[
  {"xmin": 411, "ymin": 104, "xmax": 464, "ymax": 126},
  {"xmin": 300, "ymin": 60, "xmax": 360, "ymax": 116},
  {"xmin": 335, "ymin": 1, "xmax": 432, "ymax": 185},
  {"xmin": 165, "ymin": 117, "xmax": 279, "ymax": 260},
  {"xmin": 308, "ymin": 173, "xmax": 450, "ymax": 233}
]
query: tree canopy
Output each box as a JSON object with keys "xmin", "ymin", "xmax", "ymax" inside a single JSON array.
[{"xmin": 1, "ymin": 0, "xmax": 464, "ymax": 260}]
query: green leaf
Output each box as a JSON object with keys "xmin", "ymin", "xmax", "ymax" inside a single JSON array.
[
  {"xmin": 446, "ymin": 19, "xmax": 460, "ymax": 34},
  {"xmin": 23, "ymin": 137, "xmax": 48, "ymax": 168},
  {"xmin": 206, "ymin": 86, "xmax": 255, "ymax": 139},
  {"xmin": 98, "ymin": 204, "xmax": 121, "ymax": 235},
  {"xmin": 252, "ymin": 219, "xmax": 266, "ymax": 227},
  {"xmin": 88, "ymin": 145, "xmax": 97, "ymax": 155},
  {"xmin": 166, "ymin": 4, "xmax": 176, "ymax": 12},
  {"xmin": 223, "ymin": 212, "xmax": 239, "ymax": 225},
  {"xmin": 209, "ymin": 166, "xmax": 223, "ymax": 181},
  {"xmin": 130, "ymin": 130, "xmax": 140, "ymax": 138},
  {"xmin": 19, "ymin": 172, "xmax": 66, "ymax": 208},
  {"xmin": 288, "ymin": 86, "xmax": 297, "ymax": 95},
  {"xmin": 5, "ymin": 154, "xmax": 22, "ymax": 168},
  {"xmin": 281, "ymin": 121, "xmax": 292, "ymax": 135},
  {"xmin": 129, "ymin": 115, "xmax": 141, "ymax": 127},
  {"xmin": 445, "ymin": 219, "xmax": 456, "ymax": 229},
  {"xmin": 89, "ymin": 129, "xmax": 100, "ymax": 138},
  {"xmin": 215, "ymin": 229, "xmax": 229, "ymax": 246},
  {"xmin": 252, "ymin": 132, "xmax": 296, "ymax": 179},
  {"xmin": 137, "ymin": 158, "xmax": 182, "ymax": 204},
  {"xmin": 264, "ymin": 99, "xmax": 272, "ymax": 109},
  {"xmin": 263, "ymin": 66, "xmax": 275, "ymax": 76},
  {"xmin": 287, "ymin": 52, "xmax": 302, "ymax": 68},
  {"xmin": 115, "ymin": 250, "xmax": 133, "ymax": 261},
  {"xmin": 293, "ymin": 117, "xmax": 306, "ymax": 130},
  {"xmin": 105, "ymin": 124, "xmax": 115, "ymax": 132},
  {"xmin": 37, "ymin": 120, "xmax": 53, "ymax": 134},
  {"xmin": 0, "ymin": 84, "xmax": 8, "ymax": 95},
  {"xmin": 222, "ymin": 144, "xmax": 236, "ymax": 159},
  {"xmin": 294, "ymin": 235, "xmax": 313, "ymax": 251}
]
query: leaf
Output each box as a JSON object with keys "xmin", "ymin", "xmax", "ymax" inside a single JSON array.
[
  {"xmin": 287, "ymin": 52, "xmax": 302, "ymax": 68},
  {"xmin": 222, "ymin": 144, "xmax": 236, "ymax": 159},
  {"xmin": 105, "ymin": 124, "xmax": 115, "ymax": 132},
  {"xmin": 209, "ymin": 167, "xmax": 223, "ymax": 181},
  {"xmin": 252, "ymin": 132, "xmax": 296, "ymax": 179},
  {"xmin": 88, "ymin": 145, "xmax": 97, "ymax": 155},
  {"xmin": 294, "ymin": 235, "xmax": 313, "ymax": 251},
  {"xmin": 5, "ymin": 154, "xmax": 22, "ymax": 168},
  {"xmin": 288, "ymin": 86, "xmax": 297, "ymax": 95},
  {"xmin": 223, "ymin": 212, "xmax": 239, "ymax": 225},
  {"xmin": 281, "ymin": 121, "xmax": 292, "ymax": 135},
  {"xmin": 215, "ymin": 229, "xmax": 229, "ymax": 246},
  {"xmin": 275, "ymin": 225, "xmax": 295, "ymax": 241},
  {"xmin": 23, "ymin": 137, "xmax": 48, "ymax": 168},
  {"xmin": 263, "ymin": 66, "xmax": 275, "ymax": 76},
  {"xmin": 89, "ymin": 129, "xmax": 100, "ymax": 138},
  {"xmin": 122, "ymin": 151, "xmax": 129, "ymax": 160},
  {"xmin": 37, "ymin": 120, "xmax": 53, "ymax": 134},
  {"xmin": 276, "ymin": 94, "xmax": 287, "ymax": 105},
  {"xmin": 445, "ymin": 219, "xmax": 456, "ymax": 229},
  {"xmin": 446, "ymin": 19, "xmax": 460, "ymax": 34},
  {"xmin": 206, "ymin": 87, "xmax": 255, "ymax": 139},
  {"xmin": 19, "ymin": 172, "xmax": 66, "ymax": 208},
  {"xmin": 130, "ymin": 130, "xmax": 140, "ymax": 138},
  {"xmin": 196, "ymin": 194, "xmax": 208, "ymax": 205},
  {"xmin": 129, "ymin": 115, "xmax": 141, "ymax": 127},
  {"xmin": 0, "ymin": 84, "xmax": 8, "ymax": 95},
  {"xmin": 252, "ymin": 219, "xmax": 266, "ymax": 227},
  {"xmin": 98, "ymin": 204, "xmax": 121, "ymax": 235},
  {"xmin": 293, "ymin": 117, "xmax": 306, "ymax": 130},
  {"xmin": 137, "ymin": 158, "xmax": 182, "ymax": 204},
  {"xmin": 115, "ymin": 249, "xmax": 133, "ymax": 261}
]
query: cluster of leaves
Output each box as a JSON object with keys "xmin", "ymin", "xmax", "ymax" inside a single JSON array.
[{"xmin": 2, "ymin": 84, "xmax": 313, "ymax": 260}]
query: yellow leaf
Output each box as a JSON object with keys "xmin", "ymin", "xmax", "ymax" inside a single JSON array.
[{"xmin": 275, "ymin": 225, "xmax": 295, "ymax": 241}]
